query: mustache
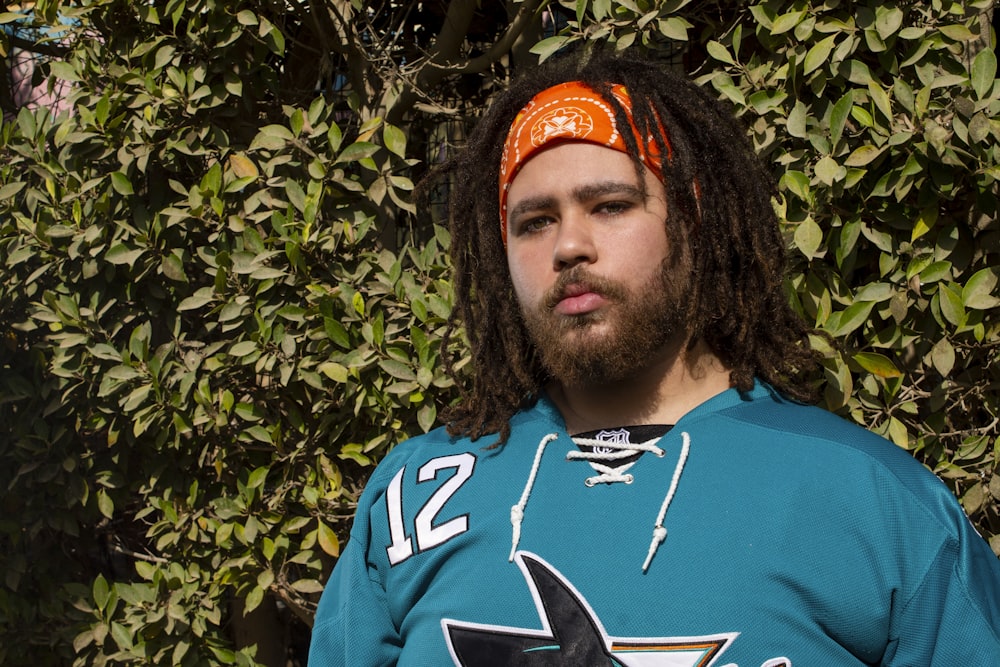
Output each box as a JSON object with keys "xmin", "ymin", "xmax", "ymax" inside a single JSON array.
[{"xmin": 542, "ymin": 267, "xmax": 628, "ymax": 310}]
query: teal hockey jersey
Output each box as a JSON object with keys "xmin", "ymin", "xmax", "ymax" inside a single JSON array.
[{"xmin": 308, "ymin": 382, "xmax": 1000, "ymax": 665}]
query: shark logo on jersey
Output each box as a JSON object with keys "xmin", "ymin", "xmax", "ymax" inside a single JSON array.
[{"xmin": 443, "ymin": 551, "xmax": 780, "ymax": 666}]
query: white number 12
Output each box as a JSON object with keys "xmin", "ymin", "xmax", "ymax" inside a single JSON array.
[{"xmin": 385, "ymin": 453, "xmax": 477, "ymax": 565}]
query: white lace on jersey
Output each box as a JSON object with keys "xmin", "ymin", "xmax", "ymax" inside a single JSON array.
[
  {"xmin": 567, "ymin": 434, "xmax": 666, "ymax": 486},
  {"xmin": 509, "ymin": 431, "xmax": 691, "ymax": 573}
]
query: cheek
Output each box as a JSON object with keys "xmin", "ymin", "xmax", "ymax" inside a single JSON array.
[{"xmin": 507, "ymin": 253, "xmax": 541, "ymax": 308}]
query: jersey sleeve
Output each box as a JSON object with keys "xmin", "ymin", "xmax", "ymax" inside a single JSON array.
[
  {"xmin": 307, "ymin": 469, "xmax": 401, "ymax": 666},
  {"xmin": 884, "ymin": 515, "xmax": 1000, "ymax": 664}
]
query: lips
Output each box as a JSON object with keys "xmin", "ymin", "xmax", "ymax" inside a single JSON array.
[{"xmin": 552, "ymin": 282, "xmax": 606, "ymax": 316}]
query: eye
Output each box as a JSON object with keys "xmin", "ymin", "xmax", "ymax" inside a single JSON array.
[
  {"xmin": 594, "ymin": 200, "xmax": 632, "ymax": 216},
  {"xmin": 515, "ymin": 216, "xmax": 553, "ymax": 235}
]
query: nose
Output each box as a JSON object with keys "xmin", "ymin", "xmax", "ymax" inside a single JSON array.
[{"xmin": 552, "ymin": 211, "xmax": 597, "ymax": 270}]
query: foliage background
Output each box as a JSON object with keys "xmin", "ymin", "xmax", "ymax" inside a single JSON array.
[{"xmin": 0, "ymin": 0, "xmax": 997, "ymax": 665}]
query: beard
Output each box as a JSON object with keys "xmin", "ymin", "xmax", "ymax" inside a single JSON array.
[{"xmin": 520, "ymin": 262, "xmax": 687, "ymax": 388}]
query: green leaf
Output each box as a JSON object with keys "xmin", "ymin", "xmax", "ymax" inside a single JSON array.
[
  {"xmin": 319, "ymin": 362, "xmax": 349, "ymax": 383},
  {"xmin": 250, "ymin": 124, "xmax": 294, "ymax": 150},
  {"xmin": 874, "ymin": 6, "xmax": 904, "ymax": 40},
  {"xmin": 93, "ymin": 575, "xmax": 110, "ymax": 611},
  {"xmin": 285, "ymin": 179, "xmax": 306, "ymax": 213},
  {"xmin": 122, "ymin": 384, "xmax": 152, "ymax": 411},
  {"xmin": 172, "ymin": 641, "xmax": 190, "ymax": 666},
  {"xmin": 161, "ymin": 253, "xmax": 187, "ymax": 282},
  {"xmin": 247, "ymin": 467, "xmax": 268, "ymax": 489},
  {"xmin": 658, "ymin": 16, "xmax": 691, "ymax": 42},
  {"xmin": 919, "ymin": 261, "xmax": 951, "ymax": 284},
  {"xmin": 229, "ymin": 340, "xmax": 257, "ymax": 357},
  {"xmin": 529, "ymin": 35, "xmax": 570, "ymax": 63},
  {"xmin": 244, "ymin": 586, "xmax": 264, "ymax": 614},
  {"xmin": 229, "ymin": 153, "xmax": 259, "ymax": 179},
  {"xmin": 957, "ymin": 438, "xmax": 989, "ymax": 463},
  {"xmin": 200, "ymin": 162, "xmax": 222, "ymax": 195},
  {"xmin": 887, "ymin": 416, "xmax": 909, "ymax": 448},
  {"xmin": 961, "ymin": 482, "xmax": 986, "ymax": 514},
  {"xmin": 706, "ymin": 40, "xmax": 734, "ymax": 65},
  {"xmin": 771, "ymin": 9, "xmax": 806, "ymax": 35},
  {"xmin": 969, "ymin": 112, "xmax": 991, "ymax": 143},
  {"xmin": 867, "ymin": 81, "xmax": 893, "ymax": 123},
  {"xmin": 261, "ymin": 18, "xmax": 285, "ymax": 55},
  {"xmin": 237, "ymin": 10, "xmax": 258, "ymax": 25},
  {"xmin": 843, "ymin": 145, "xmax": 882, "ymax": 167},
  {"xmin": 105, "ymin": 244, "xmax": 144, "ymax": 266},
  {"xmin": 328, "ymin": 122, "xmax": 343, "ymax": 152},
  {"xmin": 324, "ymin": 318, "xmax": 351, "ymax": 348},
  {"xmin": 383, "ymin": 124, "xmax": 406, "ymax": 158},
  {"xmin": 379, "ymin": 358, "xmax": 416, "ymax": 381},
  {"xmin": 336, "ymin": 141, "xmax": 380, "ymax": 164},
  {"xmin": 748, "ymin": 90, "xmax": 788, "ymax": 114},
  {"xmin": 111, "ymin": 172, "xmax": 134, "ymax": 195},
  {"xmin": 0, "ymin": 11, "xmax": 28, "ymax": 24},
  {"xmin": 106, "ymin": 365, "xmax": 141, "ymax": 380},
  {"xmin": 938, "ymin": 283, "xmax": 966, "ymax": 327},
  {"xmin": 963, "ymin": 269, "xmax": 1000, "ymax": 309},
  {"xmin": 828, "ymin": 301, "xmax": 875, "ymax": 337},
  {"xmin": 830, "ymin": 91, "xmax": 853, "ymax": 149},
  {"xmin": 938, "ymin": 24, "xmax": 976, "ymax": 42},
  {"xmin": 0, "ymin": 181, "xmax": 26, "ymax": 200},
  {"xmin": 804, "ymin": 35, "xmax": 837, "ymax": 75},
  {"xmin": 930, "ymin": 338, "xmax": 955, "ymax": 376},
  {"xmin": 291, "ymin": 579, "xmax": 325, "ymax": 594},
  {"xmin": 317, "ymin": 519, "xmax": 340, "ymax": 557},
  {"xmin": 780, "ymin": 170, "xmax": 811, "ymax": 201},
  {"xmin": 814, "ymin": 155, "xmax": 846, "ymax": 185},
  {"xmin": 854, "ymin": 282, "xmax": 893, "ymax": 302},
  {"xmin": 49, "ymin": 60, "xmax": 82, "ymax": 82},
  {"xmin": 234, "ymin": 402, "xmax": 263, "ymax": 421},
  {"xmin": 910, "ymin": 206, "xmax": 936, "ymax": 242},
  {"xmin": 853, "ymin": 352, "xmax": 902, "ymax": 378},
  {"xmin": 793, "ymin": 217, "xmax": 823, "ymax": 258},
  {"xmin": 786, "ymin": 101, "xmax": 808, "ymax": 138},
  {"xmin": 154, "ymin": 44, "xmax": 175, "ymax": 71},
  {"xmin": 417, "ymin": 403, "xmax": 437, "ymax": 433},
  {"xmin": 244, "ymin": 425, "xmax": 273, "ymax": 444},
  {"xmin": 971, "ymin": 48, "xmax": 997, "ymax": 99},
  {"xmin": 178, "ymin": 289, "xmax": 214, "ymax": 311},
  {"xmin": 277, "ymin": 305, "xmax": 307, "ymax": 322}
]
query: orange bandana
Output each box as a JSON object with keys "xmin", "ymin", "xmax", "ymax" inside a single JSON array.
[{"xmin": 498, "ymin": 81, "xmax": 669, "ymax": 243}]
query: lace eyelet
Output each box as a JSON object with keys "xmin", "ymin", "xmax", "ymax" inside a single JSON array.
[
  {"xmin": 584, "ymin": 478, "xmax": 596, "ymax": 487},
  {"xmin": 624, "ymin": 474, "xmax": 634, "ymax": 484}
]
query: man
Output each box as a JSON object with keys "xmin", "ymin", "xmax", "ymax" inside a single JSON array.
[{"xmin": 309, "ymin": 51, "xmax": 1000, "ymax": 665}]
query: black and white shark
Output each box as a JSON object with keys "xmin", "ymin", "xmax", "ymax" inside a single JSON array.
[{"xmin": 442, "ymin": 551, "xmax": 743, "ymax": 666}]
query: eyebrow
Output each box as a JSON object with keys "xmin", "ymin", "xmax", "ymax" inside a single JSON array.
[{"xmin": 507, "ymin": 180, "xmax": 644, "ymax": 223}]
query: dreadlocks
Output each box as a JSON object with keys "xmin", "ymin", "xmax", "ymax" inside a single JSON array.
[{"xmin": 420, "ymin": 50, "xmax": 820, "ymax": 445}]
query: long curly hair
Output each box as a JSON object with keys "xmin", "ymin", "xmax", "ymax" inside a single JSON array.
[{"xmin": 419, "ymin": 50, "xmax": 819, "ymax": 444}]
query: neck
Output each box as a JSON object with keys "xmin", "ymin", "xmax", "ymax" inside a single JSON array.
[{"xmin": 547, "ymin": 339, "xmax": 733, "ymax": 434}]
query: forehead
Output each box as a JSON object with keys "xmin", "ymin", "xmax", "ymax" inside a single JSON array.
[{"xmin": 506, "ymin": 142, "xmax": 653, "ymax": 199}]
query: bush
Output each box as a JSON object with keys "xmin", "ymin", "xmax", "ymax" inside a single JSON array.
[{"xmin": 0, "ymin": 2, "xmax": 456, "ymax": 663}]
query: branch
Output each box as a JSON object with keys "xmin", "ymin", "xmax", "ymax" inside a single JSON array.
[
  {"xmin": 385, "ymin": 0, "xmax": 547, "ymax": 125},
  {"xmin": 8, "ymin": 32, "xmax": 72, "ymax": 59},
  {"xmin": 108, "ymin": 543, "xmax": 170, "ymax": 565},
  {"xmin": 458, "ymin": 0, "xmax": 549, "ymax": 75},
  {"xmin": 315, "ymin": 0, "xmax": 370, "ymax": 103},
  {"xmin": 273, "ymin": 577, "xmax": 318, "ymax": 627}
]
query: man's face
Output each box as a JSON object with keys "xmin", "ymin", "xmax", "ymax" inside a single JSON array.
[{"xmin": 504, "ymin": 142, "xmax": 687, "ymax": 387}]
